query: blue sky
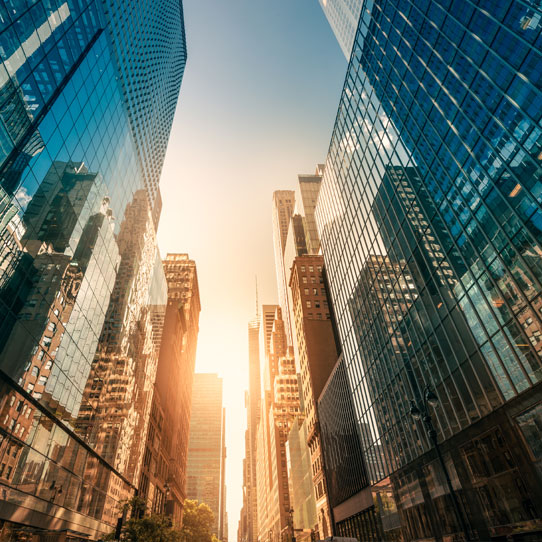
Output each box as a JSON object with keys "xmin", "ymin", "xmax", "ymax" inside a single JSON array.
[{"xmin": 157, "ymin": 1, "xmax": 347, "ymax": 538}]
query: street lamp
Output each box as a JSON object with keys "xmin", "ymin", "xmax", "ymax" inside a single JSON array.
[
  {"xmin": 163, "ymin": 482, "xmax": 170, "ymax": 515},
  {"xmin": 409, "ymin": 385, "xmax": 471, "ymax": 541},
  {"xmin": 288, "ymin": 508, "xmax": 295, "ymax": 542}
]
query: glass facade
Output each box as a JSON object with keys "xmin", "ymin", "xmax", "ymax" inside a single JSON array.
[
  {"xmin": 186, "ymin": 374, "xmax": 226, "ymax": 539},
  {"xmin": 318, "ymin": 356, "xmax": 368, "ymax": 508},
  {"xmin": 103, "ymin": 0, "xmax": 187, "ymax": 205},
  {"xmin": 318, "ymin": 0, "xmax": 363, "ymax": 59},
  {"xmin": 316, "ymin": 0, "xmax": 542, "ymax": 539},
  {"xmin": 0, "ymin": 0, "xmax": 185, "ymax": 538}
]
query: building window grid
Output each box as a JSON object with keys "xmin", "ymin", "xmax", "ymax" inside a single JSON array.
[
  {"xmin": 0, "ymin": 0, "xmax": 185, "ymax": 524},
  {"xmin": 370, "ymin": 11, "xmax": 542, "ymax": 386},
  {"xmin": 318, "ymin": 0, "xmax": 542, "ymax": 484}
]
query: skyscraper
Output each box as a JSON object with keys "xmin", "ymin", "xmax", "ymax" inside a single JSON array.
[
  {"xmin": 316, "ymin": 1, "xmax": 542, "ymax": 540},
  {"xmin": 297, "ymin": 166, "xmax": 325, "ymax": 255},
  {"xmin": 256, "ymin": 308, "xmax": 301, "ymax": 542},
  {"xmin": 103, "ymin": 0, "xmax": 187, "ymax": 206},
  {"xmin": 0, "ymin": 0, "xmax": 186, "ymax": 537},
  {"xmin": 288, "ymin": 255, "xmax": 338, "ymax": 539},
  {"xmin": 317, "ymin": 0, "xmax": 363, "ymax": 59},
  {"xmin": 245, "ymin": 316, "xmax": 261, "ymax": 542},
  {"xmin": 272, "ymin": 191, "xmax": 296, "ymax": 345},
  {"xmin": 261, "ymin": 304, "xmax": 280, "ymax": 387},
  {"xmin": 186, "ymin": 373, "xmax": 227, "ymax": 540}
]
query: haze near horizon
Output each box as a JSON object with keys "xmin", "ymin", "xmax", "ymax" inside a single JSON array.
[{"xmin": 157, "ymin": 1, "xmax": 346, "ymax": 539}]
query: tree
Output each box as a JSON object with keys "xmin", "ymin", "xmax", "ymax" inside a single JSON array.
[
  {"xmin": 179, "ymin": 499, "xmax": 217, "ymax": 542},
  {"xmin": 118, "ymin": 513, "xmax": 181, "ymax": 542},
  {"xmin": 105, "ymin": 497, "xmax": 182, "ymax": 542}
]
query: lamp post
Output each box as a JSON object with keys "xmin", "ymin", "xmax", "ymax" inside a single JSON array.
[
  {"xmin": 163, "ymin": 482, "xmax": 170, "ymax": 516},
  {"xmin": 409, "ymin": 385, "xmax": 471, "ymax": 541},
  {"xmin": 289, "ymin": 508, "xmax": 297, "ymax": 542}
]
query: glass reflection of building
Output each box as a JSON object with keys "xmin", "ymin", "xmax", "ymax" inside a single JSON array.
[
  {"xmin": 316, "ymin": 1, "xmax": 542, "ymax": 541},
  {"xmin": 76, "ymin": 190, "xmax": 166, "ymax": 489},
  {"xmin": 0, "ymin": 0, "xmax": 186, "ymax": 538}
]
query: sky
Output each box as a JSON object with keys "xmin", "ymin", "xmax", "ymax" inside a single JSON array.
[{"xmin": 156, "ymin": 1, "xmax": 346, "ymax": 539}]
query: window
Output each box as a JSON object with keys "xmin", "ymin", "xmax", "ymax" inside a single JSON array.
[
  {"xmin": 302, "ymin": 277, "xmax": 307, "ymax": 284},
  {"xmin": 301, "ymin": 266, "xmax": 306, "ymax": 272},
  {"xmin": 516, "ymin": 404, "xmax": 542, "ymax": 463},
  {"xmin": 313, "ymin": 288, "xmax": 318, "ymax": 295},
  {"xmin": 304, "ymin": 288, "xmax": 309, "ymax": 295},
  {"xmin": 31, "ymin": 366, "xmax": 39, "ymax": 377},
  {"xmin": 309, "ymin": 266, "xmax": 314, "ymax": 272}
]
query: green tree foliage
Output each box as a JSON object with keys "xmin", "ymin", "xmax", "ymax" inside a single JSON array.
[
  {"xmin": 117, "ymin": 513, "xmax": 181, "ymax": 542},
  {"xmin": 105, "ymin": 497, "xmax": 181, "ymax": 542},
  {"xmin": 179, "ymin": 499, "xmax": 217, "ymax": 542}
]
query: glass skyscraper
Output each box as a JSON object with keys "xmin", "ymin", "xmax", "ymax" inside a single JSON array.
[
  {"xmin": 316, "ymin": 0, "xmax": 542, "ymax": 540},
  {"xmin": 0, "ymin": 0, "xmax": 185, "ymax": 538},
  {"xmin": 318, "ymin": 0, "xmax": 363, "ymax": 59}
]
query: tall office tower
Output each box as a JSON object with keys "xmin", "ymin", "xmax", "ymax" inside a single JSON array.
[
  {"xmin": 279, "ymin": 168, "xmax": 324, "ymax": 362},
  {"xmin": 103, "ymin": 0, "xmax": 187, "ymax": 206},
  {"xmin": 244, "ymin": 316, "xmax": 261, "ymax": 542},
  {"xmin": 288, "ymin": 255, "xmax": 338, "ymax": 539},
  {"xmin": 256, "ymin": 308, "xmax": 301, "ymax": 542},
  {"xmin": 260, "ymin": 304, "xmax": 280, "ymax": 383},
  {"xmin": 272, "ymin": 191, "xmax": 296, "ymax": 345},
  {"xmin": 297, "ymin": 166, "xmax": 324, "ymax": 255},
  {"xmin": 0, "ymin": 0, "xmax": 186, "ymax": 537},
  {"xmin": 221, "ymin": 412, "xmax": 228, "ymax": 542},
  {"xmin": 186, "ymin": 374, "xmax": 227, "ymax": 540},
  {"xmin": 238, "ymin": 479, "xmax": 248, "ymax": 542},
  {"xmin": 315, "ymin": 1, "xmax": 542, "ymax": 540},
  {"xmin": 317, "ymin": 0, "xmax": 363, "ymax": 59},
  {"xmin": 140, "ymin": 254, "xmax": 200, "ymax": 526},
  {"xmin": 282, "ymin": 214, "xmax": 309, "ymax": 364}
]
